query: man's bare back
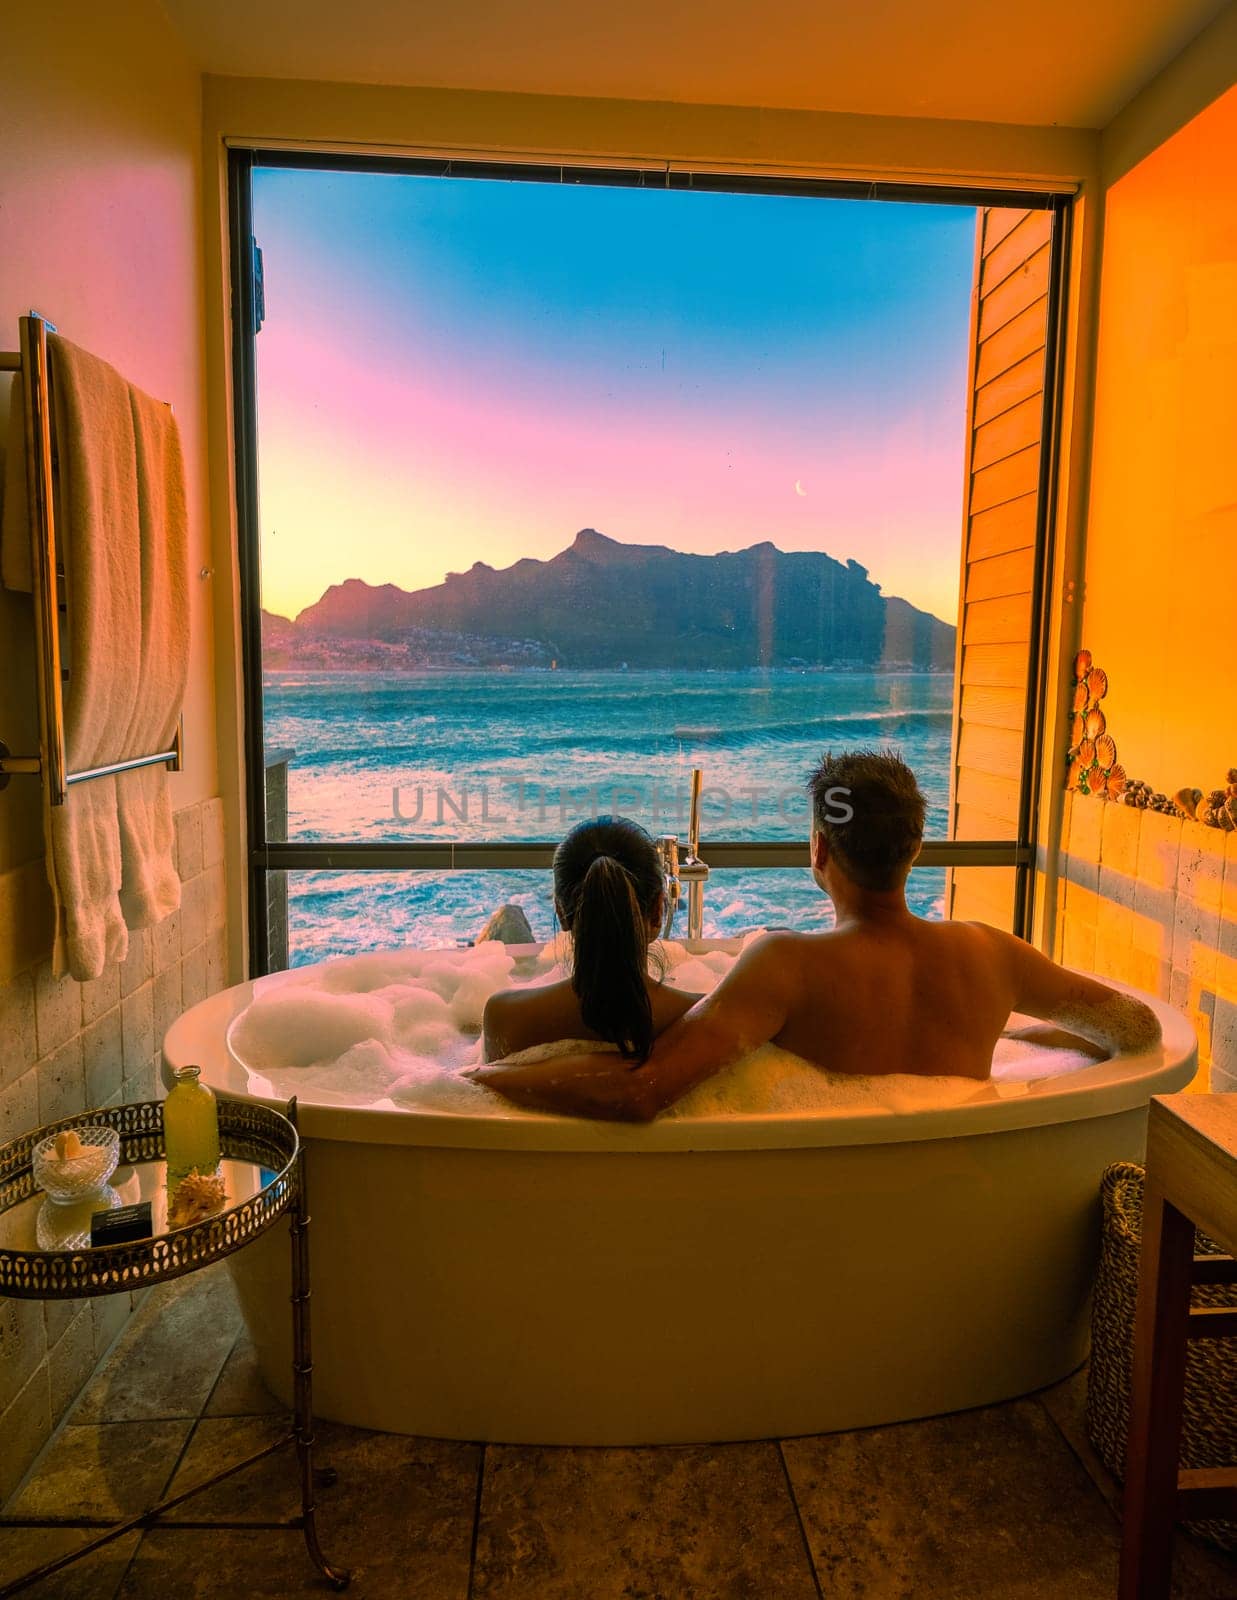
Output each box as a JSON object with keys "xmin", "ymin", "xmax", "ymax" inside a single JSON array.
[{"xmin": 762, "ymin": 918, "xmax": 1020, "ymax": 1080}]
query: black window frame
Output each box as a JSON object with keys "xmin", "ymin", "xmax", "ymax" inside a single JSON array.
[{"xmin": 228, "ymin": 146, "xmax": 1071, "ymax": 975}]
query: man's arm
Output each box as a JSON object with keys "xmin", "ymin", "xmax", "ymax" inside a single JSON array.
[
  {"xmin": 468, "ymin": 934, "xmax": 799, "ymax": 1121},
  {"xmin": 994, "ymin": 930, "xmax": 1161, "ymax": 1055}
]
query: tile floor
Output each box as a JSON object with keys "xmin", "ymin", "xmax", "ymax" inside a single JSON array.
[{"xmin": 1, "ymin": 1266, "xmax": 1234, "ymax": 1599}]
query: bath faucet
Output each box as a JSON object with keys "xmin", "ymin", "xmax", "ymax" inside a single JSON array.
[
  {"xmin": 656, "ymin": 769, "xmax": 710, "ymax": 942},
  {"xmin": 655, "ymin": 834, "xmax": 681, "ymax": 939}
]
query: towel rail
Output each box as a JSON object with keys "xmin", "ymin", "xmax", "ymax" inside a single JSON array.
[{"xmin": 0, "ymin": 313, "xmax": 183, "ymax": 803}]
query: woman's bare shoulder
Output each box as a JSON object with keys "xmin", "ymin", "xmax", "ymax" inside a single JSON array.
[{"xmin": 483, "ymin": 978, "xmax": 576, "ymax": 1060}]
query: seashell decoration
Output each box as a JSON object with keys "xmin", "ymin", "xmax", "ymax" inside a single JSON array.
[
  {"xmin": 1066, "ymin": 653, "xmax": 1122, "ymax": 799},
  {"xmin": 1066, "ymin": 650, "xmax": 1234, "ymax": 827}
]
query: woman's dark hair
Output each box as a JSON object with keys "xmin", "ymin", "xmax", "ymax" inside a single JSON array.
[{"xmin": 553, "ymin": 816, "xmax": 663, "ymax": 1063}]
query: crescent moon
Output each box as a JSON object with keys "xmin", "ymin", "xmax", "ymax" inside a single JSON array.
[{"xmin": 794, "ymin": 480, "xmax": 807, "ymax": 497}]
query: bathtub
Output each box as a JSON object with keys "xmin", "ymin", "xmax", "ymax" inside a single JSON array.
[{"xmin": 164, "ymin": 944, "xmax": 1196, "ymax": 1446}]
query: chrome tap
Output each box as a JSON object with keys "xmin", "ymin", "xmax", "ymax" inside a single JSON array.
[
  {"xmin": 656, "ymin": 770, "xmax": 710, "ymax": 942},
  {"xmin": 680, "ymin": 767, "xmax": 709, "ymax": 942},
  {"xmin": 655, "ymin": 834, "xmax": 680, "ymax": 939}
]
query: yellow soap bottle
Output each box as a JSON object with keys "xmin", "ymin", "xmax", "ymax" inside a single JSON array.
[{"xmin": 164, "ymin": 1066, "xmax": 221, "ymax": 1185}]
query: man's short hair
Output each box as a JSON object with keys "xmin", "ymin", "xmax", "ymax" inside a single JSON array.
[{"xmin": 806, "ymin": 748, "xmax": 926, "ymax": 891}]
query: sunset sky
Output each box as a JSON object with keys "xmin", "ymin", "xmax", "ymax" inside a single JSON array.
[{"xmin": 253, "ymin": 167, "xmax": 976, "ymax": 624}]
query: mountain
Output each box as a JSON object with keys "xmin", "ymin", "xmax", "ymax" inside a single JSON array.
[{"xmin": 281, "ymin": 530, "xmax": 955, "ymax": 670}]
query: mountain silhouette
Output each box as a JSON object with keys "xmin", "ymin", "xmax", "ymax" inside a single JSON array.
[{"xmin": 283, "ymin": 530, "xmax": 955, "ymax": 670}]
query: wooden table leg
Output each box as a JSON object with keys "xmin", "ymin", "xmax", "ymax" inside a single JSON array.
[{"xmin": 1119, "ymin": 1185, "xmax": 1196, "ymax": 1599}]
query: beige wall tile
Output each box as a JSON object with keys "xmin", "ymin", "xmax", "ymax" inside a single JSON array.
[
  {"xmin": 121, "ymin": 984, "xmax": 155, "ymax": 1078},
  {"xmin": 152, "ymin": 966, "xmax": 182, "ymax": 1051},
  {"xmin": 118, "ymin": 927, "xmax": 152, "ymax": 999},
  {"xmin": 173, "ymin": 805, "xmax": 203, "ymax": 881},
  {"xmin": 181, "ymin": 944, "xmax": 208, "ymax": 1012},
  {"xmin": 48, "ymin": 1309, "xmax": 97, "ymax": 1424},
  {"xmin": 0, "ymin": 1298, "xmax": 46, "ymax": 1417},
  {"xmin": 0, "ymin": 1366, "xmax": 51, "ymax": 1505},
  {"xmin": 151, "ymin": 908, "xmax": 182, "ymax": 975},
  {"xmin": 0, "ymin": 971, "xmax": 36, "ymax": 1091},
  {"xmin": 36, "ymin": 1036, "xmax": 84, "ymax": 1125},
  {"xmin": 180, "ymin": 871, "xmax": 207, "ymax": 954},
  {"xmin": 80, "ymin": 963, "xmax": 120, "ymax": 1029},
  {"xmin": 33, "ymin": 962, "xmax": 81, "ymax": 1057},
  {"xmin": 83, "ymin": 1006, "xmax": 124, "ymax": 1109},
  {"xmin": 202, "ymin": 798, "xmax": 225, "ymax": 870},
  {"xmin": 91, "ymin": 1293, "xmax": 131, "ymax": 1363},
  {"xmin": 0, "ymin": 1068, "xmax": 37, "ymax": 1145}
]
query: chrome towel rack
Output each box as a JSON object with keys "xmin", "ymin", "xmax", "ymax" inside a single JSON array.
[{"xmin": 0, "ymin": 313, "xmax": 183, "ymax": 805}]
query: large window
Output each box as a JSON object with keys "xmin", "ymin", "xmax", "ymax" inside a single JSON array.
[{"xmin": 231, "ymin": 153, "xmax": 1067, "ymax": 970}]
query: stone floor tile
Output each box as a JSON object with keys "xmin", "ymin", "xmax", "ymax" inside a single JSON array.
[
  {"xmin": 1034, "ymin": 1364, "xmax": 1120, "ymax": 1513},
  {"xmin": 204, "ymin": 1330, "xmax": 284, "ymax": 1417},
  {"xmin": 160, "ymin": 1415, "xmax": 297, "ymax": 1523},
  {"xmin": 5, "ymin": 1421, "xmax": 192, "ymax": 1520},
  {"xmin": 124, "ymin": 1427, "xmax": 478, "ymax": 1597},
  {"xmin": 116, "ymin": 1529, "xmax": 341, "ymax": 1599},
  {"xmin": 71, "ymin": 1265, "xmax": 241, "ymax": 1423},
  {"xmin": 783, "ymin": 1400, "xmax": 1119, "ymax": 1599},
  {"xmin": 1036, "ymin": 1370, "xmax": 1237, "ymax": 1599},
  {"xmin": 0, "ymin": 1526, "xmax": 140, "ymax": 1599},
  {"xmin": 473, "ymin": 1440, "xmax": 818, "ymax": 1600}
]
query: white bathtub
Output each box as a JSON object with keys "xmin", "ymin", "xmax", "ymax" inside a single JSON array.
[{"xmin": 164, "ymin": 945, "xmax": 1196, "ymax": 1445}]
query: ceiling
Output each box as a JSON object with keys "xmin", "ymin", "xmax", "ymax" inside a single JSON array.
[{"xmin": 160, "ymin": 0, "xmax": 1229, "ymax": 130}]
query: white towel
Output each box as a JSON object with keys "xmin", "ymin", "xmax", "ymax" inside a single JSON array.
[
  {"xmin": 45, "ymin": 337, "xmax": 143, "ymax": 978},
  {"xmin": 1, "ymin": 341, "xmax": 188, "ymax": 978},
  {"xmin": 115, "ymin": 383, "xmax": 189, "ymax": 930}
]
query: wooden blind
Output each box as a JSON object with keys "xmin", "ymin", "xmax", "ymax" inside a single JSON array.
[{"xmin": 947, "ymin": 207, "xmax": 1051, "ymax": 927}]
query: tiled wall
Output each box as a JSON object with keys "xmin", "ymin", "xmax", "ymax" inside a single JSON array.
[
  {"xmin": 0, "ymin": 796, "xmax": 228, "ymax": 1502},
  {"xmin": 1055, "ymin": 790, "xmax": 1237, "ymax": 1092}
]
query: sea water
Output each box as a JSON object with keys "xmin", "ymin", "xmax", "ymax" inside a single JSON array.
[{"xmin": 262, "ymin": 667, "xmax": 956, "ymax": 965}]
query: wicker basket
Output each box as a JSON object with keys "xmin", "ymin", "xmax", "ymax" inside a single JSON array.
[{"xmin": 1087, "ymin": 1161, "xmax": 1237, "ymax": 1552}]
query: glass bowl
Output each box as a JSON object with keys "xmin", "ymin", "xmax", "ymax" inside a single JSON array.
[{"xmin": 32, "ymin": 1124, "xmax": 120, "ymax": 1205}]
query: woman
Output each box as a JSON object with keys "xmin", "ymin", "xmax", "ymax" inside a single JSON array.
[{"xmin": 482, "ymin": 816, "xmax": 700, "ymax": 1062}]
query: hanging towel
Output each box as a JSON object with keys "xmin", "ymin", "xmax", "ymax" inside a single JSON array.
[
  {"xmin": 115, "ymin": 383, "xmax": 189, "ymax": 929},
  {"xmin": 1, "ymin": 375, "xmax": 33, "ymax": 591},
  {"xmin": 44, "ymin": 337, "xmax": 145, "ymax": 978}
]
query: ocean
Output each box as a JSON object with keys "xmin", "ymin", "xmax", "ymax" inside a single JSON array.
[{"xmin": 262, "ymin": 668, "xmax": 956, "ymax": 965}]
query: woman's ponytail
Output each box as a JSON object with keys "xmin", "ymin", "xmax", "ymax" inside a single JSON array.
[{"xmin": 569, "ymin": 854, "xmax": 655, "ymax": 1063}]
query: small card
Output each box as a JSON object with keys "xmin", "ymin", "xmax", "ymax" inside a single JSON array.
[{"xmin": 90, "ymin": 1200, "xmax": 153, "ymax": 1246}]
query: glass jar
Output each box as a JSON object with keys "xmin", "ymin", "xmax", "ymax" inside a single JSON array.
[{"xmin": 163, "ymin": 1066, "xmax": 221, "ymax": 1185}]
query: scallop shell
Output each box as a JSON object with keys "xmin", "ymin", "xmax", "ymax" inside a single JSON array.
[
  {"xmin": 1078, "ymin": 738, "xmax": 1096, "ymax": 767},
  {"xmin": 1069, "ymin": 713, "xmax": 1086, "ymax": 749},
  {"xmin": 1086, "ymin": 666, "xmax": 1108, "ymax": 702},
  {"xmin": 1073, "ymin": 649, "xmax": 1093, "ymax": 681},
  {"xmin": 1067, "ymin": 758, "xmax": 1085, "ymax": 791},
  {"xmin": 1086, "ymin": 708, "xmax": 1107, "ymax": 741},
  {"xmin": 1072, "ymin": 683, "xmax": 1089, "ymax": 713},
  {"xmin": 1105, "ymin": 766, "xmax": 1127, "ymax": 798},
  {"xmin": 1087, "ymin": 764, "xmax": 1103, "ymax": 792},
  {"xmin": 1095, "ymin": 734, "xmax": 1117, "ymax": 770}
]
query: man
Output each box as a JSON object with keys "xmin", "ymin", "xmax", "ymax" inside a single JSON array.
[{"xmin": 468, "ymin": 750, "xmax": 1160, "ymax": 1121}]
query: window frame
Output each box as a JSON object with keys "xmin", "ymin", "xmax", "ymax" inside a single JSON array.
[{"xmin": 228, "ymin": 147, "xmax": 1071, "ymax": 974}]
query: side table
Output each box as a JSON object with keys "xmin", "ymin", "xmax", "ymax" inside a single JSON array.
[
  {"xmin": 1119, "ymin": 1092, "xmax": 1237, "ymax": 1598},
  {"xmin": 0, "ymin": 1096, "xmax": 350, "ymax": 1595}
]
